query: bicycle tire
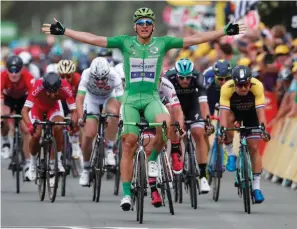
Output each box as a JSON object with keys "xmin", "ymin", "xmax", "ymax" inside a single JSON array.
[
  {"xmin": 38, "ymin": 145, "xmax": 46, "ymax": 201},
  {"xmin": 14, "ymin": 131, "xmax": 21, "ymax": 194},
  {"xmin": 188, "ymin": 141, "xmax": 197, "ymax": 209},
  {"xmin": 213, "ymin": 140, "xmax": 222, "ymax": 202},
  {"xmin": 161, "ymin": 151, "xmax": 174, "ymax": 215},
  {"xmin": 95, "ymin": 139, "xmax": 104, "ymax": 202},
  {"xmin": 61, "ymin": 132, "xmax": 69, "ymax": 197},
  {"xmin": 242, "ymin": 146, "xmax": 251, "ymax": 214},
  {"xmin": 91, "ymin": 142, "xmax": 98, "ymax": 202},
  {"xmin": 136, "ymin": 151, "xmax": 145, "ymax": 224},
  {"xmin": 114, "ymin": 139, "xmax": 122, "ymax": 196},
  {"xmin": 47, "ymin": 139, "xmax": 59, "ymax": 202},
  {"xmin": 174, "ymin": 174, "xmax": 183, "ymax": 203}
]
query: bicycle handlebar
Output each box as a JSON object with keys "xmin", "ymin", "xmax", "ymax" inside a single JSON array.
[
  {"xmin": 1, "ymin": 114, "xmax": 22, "ymax": 120},
  {"xmin": 82, "ymin": 110, "xmax": 119, "ymax": 123}
]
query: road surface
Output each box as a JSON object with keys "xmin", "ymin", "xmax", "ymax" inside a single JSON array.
[{"xmin": 1, "ymin": 159, "xmax": 297, "ymax": 229}]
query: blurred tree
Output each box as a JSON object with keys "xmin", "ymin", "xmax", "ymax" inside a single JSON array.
[{"xmin": 2, "ymin": 1, "xmax": 168, "ymax": 38}]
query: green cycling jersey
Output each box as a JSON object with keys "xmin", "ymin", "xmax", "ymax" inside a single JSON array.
[
  {"xmin": 107, "ymin": 35, "xmax": 183, "ymax": 136},
  {"xmin": 107, "ymin": 35, "xmax": 183, "ymax": 95}
]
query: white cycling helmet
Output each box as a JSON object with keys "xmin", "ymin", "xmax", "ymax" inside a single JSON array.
[
  {"xmin": 45, "ymin": 63, "xmax": 58, "ymax": 74},
  {"xmin": 57, "ymin": 59, "xmax": 76, "ymax": 74},
  {"xmin": 114, "ymin": 63, "xmax": 125, "ymax": 80},
  {"xmin": 90, "ymin": 57, "xmax": 110, "ymax": 79},
  {"xmin": 19, "ymin": 51, "xmax": 32, "ymax": 65}
]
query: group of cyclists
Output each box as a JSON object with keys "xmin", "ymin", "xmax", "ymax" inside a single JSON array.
[{"xmin": 1, "ymin": 7, "xmax": 271, "ymax": 213}]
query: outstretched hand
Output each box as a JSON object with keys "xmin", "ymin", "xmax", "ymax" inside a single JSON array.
[
  {"xmin": 224, "ymin": 22, "xmax": 247, "ymax": 36},
  {"xmin": 41, "ymin": 18, "xmax": 65, "ymax": 35}
]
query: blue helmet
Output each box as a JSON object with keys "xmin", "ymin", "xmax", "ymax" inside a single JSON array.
[
  {"xmin": 175, "ymin": 58, "xmax": 194, "ymax": 76},
  {"xmin": 213, "ymin": 59, "xmax": 232, "ymax": 77}
]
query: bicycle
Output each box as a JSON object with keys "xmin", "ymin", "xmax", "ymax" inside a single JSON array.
[
  {"xmin": 81, "ymin": 110, "xmax": 119, "ymax": 203},
  {"xmin": 33, "ymin": 118, "xmax": 72, "ymax": 202},
  {"xmin": 118, "ymin": 120, "xmax": 167, "ymax": 224},
  {"xmin": 174, "ymin": 116, "xmax": 211, "ymax": 209},
  {"xmin": 207, "ymin": 115, "xmax": 225, "ymax": 202},
  {"xmin": 219, "ymin": 122, "xmax": 270, "ymax": 214},
  {"xmin": 1, "ymin": 114, "xmax": 25, "ymax": 194}
]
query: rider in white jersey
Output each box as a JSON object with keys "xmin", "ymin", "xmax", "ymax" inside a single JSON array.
[{"xmin": 76, "ymin": 57, "xmax": 124, "ymax": 186}]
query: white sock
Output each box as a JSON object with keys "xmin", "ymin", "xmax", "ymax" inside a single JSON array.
[
  {"xmin": 253, "ymin": 174, "xmax": 261, "ymax": 190},
  {"xmin": 1, "ymin": 135, "xmax": 9, "ymax": 144},
  {"xmin": 83, "ymin": 161, "xmax": 90, "ymax": 169},
  {"xmin": 57, "ymin": 151, "xmax": 62, "ymax": 161},
  {"xmin": 30, "ymin": 155, "xmax": 37, "ymax": 164},
  {"xmin": 225, "ymin": 142, "xmax": 235, "ymax": 156}
]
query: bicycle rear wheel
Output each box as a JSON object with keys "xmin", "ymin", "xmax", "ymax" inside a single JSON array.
[
  {"xmin": 37, "ymin": 145, "xmax": 46, "ymax": 201},
  {"xmin": 160, "ymin": 151, "xmax": 174, "ymax": 215},
  {"xmin": 47, "ymin": 139, "xmax": 59, "ymax": 202},
  {"xmin": 136, "ymin": 151, "xmax": 145, "ymax": 224},
  {"xmin": 95, "ymin": 139, "xmax": 104, "ymax": 202},
  {"xmin": 242, "ymin": 146, "xmax": 251, "ymax": 214},
  {"xmin": 114, "ymin": 139, "xmax": 122, "ymax": 196}
]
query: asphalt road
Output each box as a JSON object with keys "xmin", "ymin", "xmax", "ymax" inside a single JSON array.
[{"xmin": 1, "ymin": 159, "xmax": 297, "ymax": 229}]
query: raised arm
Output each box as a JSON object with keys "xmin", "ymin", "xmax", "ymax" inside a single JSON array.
[
  {"xmin": 42, "ymin": 18, "xmax": 107, "ymax": 47},
  {"xmin": 183, "ymin": 23, "xmax": 247, "ymax": 48}
]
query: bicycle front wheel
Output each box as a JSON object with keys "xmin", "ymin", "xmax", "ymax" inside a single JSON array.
[
  {"xmin": 213, "ymin": 140, "xmax": 223, "ymax": 202},
  {"xmin": 61, "ymin": 132, "xmax": 69, "ymax": 197},
  {"xmin": 114, "ymin": 139, "xmax": 122, "ymax": 196},
  {"xmin": 95, "ymin": 139, "xmax": 104, "ymax": 202},
  {"xmin": 136, "ymin": 151, "xmax": 146, "ymax": 224},
  {"xmin": 242, "ymin": 146, "xmax": 251, "ymax": 214},
  {"xmin": 37, "ymin": 145, "xmax": 46, "ymax": 201},
  {"xmin": 14, "ymin": 132, "xmax": 21, "ymax": 194},
  {"xmin": 188, "ymin": 142, "xmax": 198, "ymax": 209},
  {"xmin": 46, "ymin": 139, "xmax": 59, "ymax": 202},
  {"xmin": 160, "ymin": 151, "xmax": 174, "ymax": 215}
]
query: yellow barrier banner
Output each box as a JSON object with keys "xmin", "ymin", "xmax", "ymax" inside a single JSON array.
[
  {"xmin": 263, "ymin": 117, "xmax": 297, "ymax": 182},
  {"xmin": 273, "ymin": 118, "xmax": 297, "ymax": 177},
  {"xmin": 262, "ymin": 120, "xmax": 283, "ymax": 172}
]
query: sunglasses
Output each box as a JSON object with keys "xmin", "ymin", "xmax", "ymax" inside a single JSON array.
[
  {"xmin": 178, "ymin": 76, "xmax": 192, "ymax": 81},
  {"xmin": 215, "ymin": 76, "xmax": 232, "ymax": 81},
  {"xmin": 8, "ymin": 67, "xmax": 21, "ymax": 74},
  {"xmin": 60, "ymin": 74, "xmax": 73, "ymax": 79},
  {"xmin": 94, "ymin": 76, "xmax": 108, "ymax": 81},
  {"xmin": 235, "ymin": 82, "xmax": 251, "ymax": 88},
  {"xmin": 136, "ymin": 19, "xmax": 153, "ymax": 26}
]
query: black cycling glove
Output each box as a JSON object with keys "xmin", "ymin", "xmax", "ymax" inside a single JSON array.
[
  {"xmin": 224, "ymin": 23, "xmax": 239, "ymax": 36},
  {"xmin": 50, "ymin": 20, "xmax": 65, "ymax": 35}
]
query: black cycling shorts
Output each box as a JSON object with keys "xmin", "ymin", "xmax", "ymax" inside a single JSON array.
[
  {"xmin": 4, "ymin": 95, "xmax": 27, "ymax": 114},
  {"xmin": 231, "ymin": 107, "xmax": 259, "ymax": 128}
]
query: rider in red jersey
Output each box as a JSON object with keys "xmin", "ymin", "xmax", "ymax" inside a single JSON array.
[
  {"xmin": 57, "ymin": 59, "xmax": 82, "ymax": 158},
  {"xmin": 1, "ymin": 55, "xmax": 35, "ymax": 180},
  {"xmin": 21, "ymin": 72, "xmax": 78, "ymax": 185}
]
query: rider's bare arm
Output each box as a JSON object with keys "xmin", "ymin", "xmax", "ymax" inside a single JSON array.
[
  {"xmin": 200, "ymin": 102, "xmax": 210, "ymax": 120},
  {"xmin": 21, "ymin": 106, "xmax": 31, "ymax": 126},
  {"xmin": 76, "ymin": 94, "xmax": 85, "ymax": 120},
  {"xmin": 183, "ymin": 29, "xmax": 225, "ymax": 48},
  {"xmin": 64, "ymin": 28, "xmax": 107, "ymax": 47},
  {"xmin": 256, "ymin": 107, "xmax": 267, "ymax": 127}
]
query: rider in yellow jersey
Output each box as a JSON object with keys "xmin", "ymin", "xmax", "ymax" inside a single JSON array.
[{"xmin": 219, "ymin": 65, "xmax": 270, "ymax": 204}]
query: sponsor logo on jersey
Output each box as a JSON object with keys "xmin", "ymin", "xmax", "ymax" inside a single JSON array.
[
  {"xmin": 62, "ymin": 85, "xmax": 73, "ymax": 97},
  {"xmin": 32, "ymin": 84, "xmax": 44, "ymax": 96},
  {"xmin": 149, "ymin": 46, "xmax": 159, "ymax": 54}
]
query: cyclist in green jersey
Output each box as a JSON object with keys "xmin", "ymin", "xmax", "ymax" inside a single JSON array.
[{"xmin": 42, "ymin": 7, "xmax": 246, "ymax": 211}]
